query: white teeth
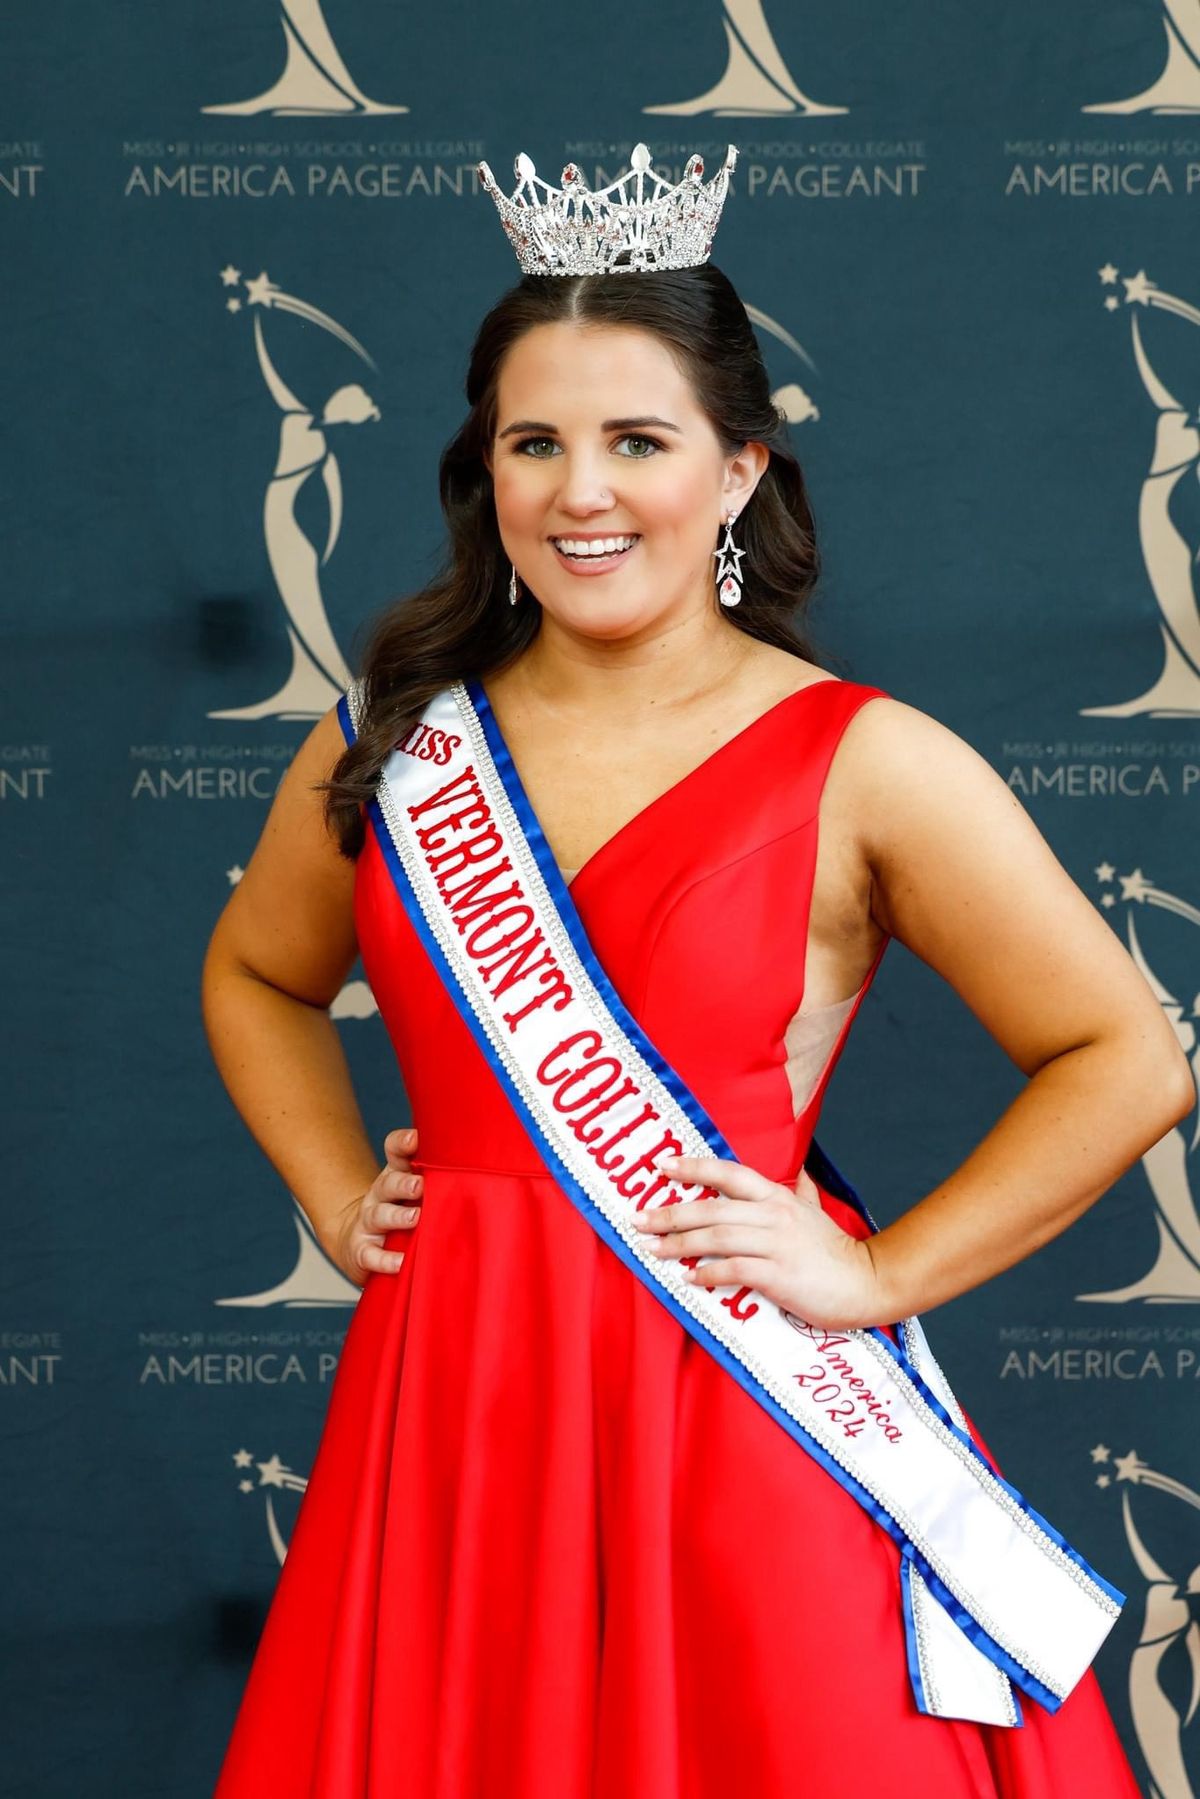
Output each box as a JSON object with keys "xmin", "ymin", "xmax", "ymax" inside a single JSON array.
[{"xmin": 553, "ymin": 535, "xmax": 638, "ymax": 558}]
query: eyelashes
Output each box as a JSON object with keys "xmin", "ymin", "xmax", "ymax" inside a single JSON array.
[{"xmin": 511, "ymin": 433, "xmax": 666, "ymax": 460}]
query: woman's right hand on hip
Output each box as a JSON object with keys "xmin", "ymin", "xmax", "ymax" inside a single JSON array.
[{"xmin": 330, "ymin": 1126, "xmax": 422, "ymax": 1287}]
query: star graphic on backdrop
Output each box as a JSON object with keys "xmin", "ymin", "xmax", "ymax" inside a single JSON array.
[
  {"xmin": 226, "ymin": 864, "xmax": 244, "ymax": 886},
  {"xmin": 258, "ymin": 1453, "xmax": 289, "ymax": 1489},
  {"xmin": 1104, "ymin": 296, "xmax": 1120, "ymax": 313},
  {"xmin": 1095, "ymin": 862, "xmax": 1116, "ymax": 884},
  {"xmin": 1114, "ymin": 1449, "xmax": 1146, "ymax": 1483},
  {"xmin": 1101, "ymin": 893, "xmax": 1116, "ymax": 908},
  {"xmin": 1122, "ymin": 269, "xmax": 1155, "ymax": 307},
  {"xmin": 1120, "ymin": 868, "xmax": 1153, "ymax": 903},
  {"xmin": 233, "ymin": 1447, "xmax": 254, "ymax": 1467},
  {"xmin": 226, "ymin": 298, "xmax": 242, "ymax": 314},
  {"xmin": 1098, "ymin": 263, "xmax": 1119, "ymax": 285},
  {"xmin": 1096, "ymin": 1474, "xmax": 1111, "ymax": 1488},
  {"xmin": 244, "ymin": 270, "xmax": 277, "ymax": 308},
  {"xmin": 219, "ymin": 264, "xmax": 241, "ymax": 287},
  {"xmin": 1091, "ymin": 1444, "xmax": 1111, "ymax": 1463}
]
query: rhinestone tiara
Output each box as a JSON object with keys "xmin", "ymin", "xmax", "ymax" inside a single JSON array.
[{"xmin": 477, "ymin": 141, "xmax": 737, "ymax": 278}]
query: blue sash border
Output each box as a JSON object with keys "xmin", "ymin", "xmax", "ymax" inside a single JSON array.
[{"xmin": 900, "ymin": 1558, "xmax": 933, "ymax": 1718}]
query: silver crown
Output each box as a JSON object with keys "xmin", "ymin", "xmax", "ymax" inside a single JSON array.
[{"xmin": 477, "ymin": 142, "xmax": 737, "ymax": 277}]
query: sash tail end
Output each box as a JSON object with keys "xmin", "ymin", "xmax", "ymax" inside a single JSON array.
[{"xmin": 902, "ymin": 1554, "xmax": 1023, "ymax": 1728}]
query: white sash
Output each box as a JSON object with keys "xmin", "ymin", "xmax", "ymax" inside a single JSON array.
[{"xmin": 341, "ymin": 677, "xmax": 1124, "ymax": 1728}]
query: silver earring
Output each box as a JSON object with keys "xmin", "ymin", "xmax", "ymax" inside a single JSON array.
[
  {"xmin": 714, "ymin": 509, "xmax": 745, "ymax": 607},
  {"xmin": 508, "ymin": 563, "xmax": 520, "ymax": 606}
]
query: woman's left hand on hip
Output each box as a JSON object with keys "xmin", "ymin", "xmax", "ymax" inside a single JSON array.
[{"xmin": 632, "ymin": 1154, "xmax": 889, "ymax": 1331}]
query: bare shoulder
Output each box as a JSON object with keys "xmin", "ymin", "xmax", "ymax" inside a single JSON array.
[
  {"xmin": 819, "ymin": 692, "xmax": 1170, "ymax": 1074},
  {"xmin": 824, "ymin": 687, "xmax": 992, "ymax": 767},
  {"xmin": 824, "ymin": 691, "xmax": 1046, "ymax": 899},
  {"xmin": 821, "ymin": 690, "xmax": 1024, "ymax": 846}
]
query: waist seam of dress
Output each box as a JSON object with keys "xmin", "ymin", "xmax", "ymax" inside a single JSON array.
[
  {"xmin": 410, "ymin": 1157, "xmax": 561, "ymax": 1179},
  {"xmin": 410, "ymin": 1154, "xmax": 808, "ymax": 1186}
]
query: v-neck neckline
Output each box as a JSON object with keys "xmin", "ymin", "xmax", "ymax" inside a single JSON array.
[{"xmin": 467, "ymin": 674, "xmax": 843, "ymax": 894}]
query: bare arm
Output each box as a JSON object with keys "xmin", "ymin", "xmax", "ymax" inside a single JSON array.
[
  {"xmin": 850, "ymin": 697, "xmax": 1194, "ymax": 1322},
  {"xmin": 200, "ymin": 705, "xmax": 383, "ymax": 1256}
]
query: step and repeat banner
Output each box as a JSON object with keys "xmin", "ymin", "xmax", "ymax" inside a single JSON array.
[{"xmin": 4, "ymin": 2, "xmax": 1200, "ymax": 1793}]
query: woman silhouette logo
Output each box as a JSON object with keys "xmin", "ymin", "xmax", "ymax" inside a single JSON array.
[{"xmin": 210, "ymin": 272, "xmax": 381, "ymax": 723}]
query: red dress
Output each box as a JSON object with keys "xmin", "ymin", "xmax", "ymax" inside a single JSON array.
[{"xmin": 214, "ymin": 677, "xmax": 1141, "ymax": 1797}]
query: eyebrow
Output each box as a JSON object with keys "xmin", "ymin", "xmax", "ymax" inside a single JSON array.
[{"xmin": 497, "ymin": 415, "xmax": 683, "ymax": 439}]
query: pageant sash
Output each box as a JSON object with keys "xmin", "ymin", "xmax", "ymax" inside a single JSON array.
[{"xmin": 339, "ymin": 677, "xmax": 1124, "ymax": 1728}]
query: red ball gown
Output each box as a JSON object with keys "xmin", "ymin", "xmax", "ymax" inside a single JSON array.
[{"xmin": 214, "ymin": 676, "xmax": 1141, "ymax": 1797}]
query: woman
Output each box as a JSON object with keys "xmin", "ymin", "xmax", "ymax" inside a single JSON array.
[{"xmin": 204, "ymin": 146, "xmax": 1188, "ymax": 1796}]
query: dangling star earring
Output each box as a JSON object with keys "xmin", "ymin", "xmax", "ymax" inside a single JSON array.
[
  {"xmin": 508, "ymin": 563, "xmax": 520, "ymax": 606},
  {"xmin": 714, "ymin": 509, "xmax": 745, "ymax": 607}
]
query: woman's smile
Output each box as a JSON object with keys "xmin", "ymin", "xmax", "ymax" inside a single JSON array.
[{"xmin": 548, "ymin": 532, "xmax": 642, "ymax": 575}]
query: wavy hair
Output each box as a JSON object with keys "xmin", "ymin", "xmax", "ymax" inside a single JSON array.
[{"xmin": 319, "ymin": 262, "xmax": 826, "ymax": 859}]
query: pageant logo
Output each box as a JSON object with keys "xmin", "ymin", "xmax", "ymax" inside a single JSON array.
[
  {"xmin": 331, "ymin": 980, "xmax": 377, "ymax": 1020},
  {"xmin": 1088, "ymin": 1445, "xmax": 1200, "ymax": 1797},
  {"xmin": 0, "ymin": 744, "xmax": 51, "ymax": 800},
  {"xmin": 233, "ymin": 1446, "xmax": 309, "ymax": 1564},
  {"xmin": 0, "ymin": 142, "xmax": 43, "ymax": 199},
  {"xmin": 643, "ymin": 0, "xmax": 847, "ymax": 117},
  {"xmin": 561, "ymin": 139, "xmax": 922, "ymax": 203},
  {"xmin": 128, "ymin": 741, "xmax": 292, "ymax": 801},
  {"xmin": 210, "ymin": 266, "xmax": 380, "ymax": 723},
  {"xmin": 1082, "ymin": 266, "xmax": 1200, "ymax": 719},
  {"xmin": 1077, "ymin": 864, "xmax": 1200, "ymax": 1305},
  {"xmin": 1084, "ymin": 1, "xmax": 1200, "ymax": 115},
  {"xmin": 138, "ymin": 1327, "xmax": 346, "ymax": 1383},
  {"xmin": 0, "ymin": 1330, "xmax": 62, "ymax": 1386},
  {"xmin": 203, "ymin": 0, "xmax": 407, "ymax": 117},
  {"xmin": 746, "ymin": 302, "xmax": 821, "ymax": 426},
  {"xmin": 216, "ymin": 1205, "xmax": 361, "ymax": 1309}
]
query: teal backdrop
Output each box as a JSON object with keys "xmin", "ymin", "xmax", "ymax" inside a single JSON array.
[{"xmin": 4, "ymin": 3, "xmax": 1200, "ymax": 1793}]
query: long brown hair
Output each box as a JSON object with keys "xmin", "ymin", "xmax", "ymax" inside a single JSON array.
[{"xmin": 319, "ymin": 262, "xmax": 826, "ymax": 859}]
